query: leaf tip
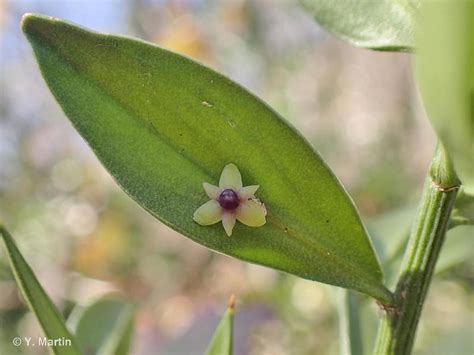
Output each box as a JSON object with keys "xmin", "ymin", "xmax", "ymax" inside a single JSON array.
[
  {"xmin": 227, "ymin": 294, "xmax": 236, "ymax": 313},
  {"xmin": 21, "ymin": 13, "xmax": 62, "ymax": 39},
  {"xmin": 0, "ymin": 223, "xmax": 7, "ymax": 238},
  {"xmin": 20, "ymin": 13, "xmax": 40, "ymax": 34}
]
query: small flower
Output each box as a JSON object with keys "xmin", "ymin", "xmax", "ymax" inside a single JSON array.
[{"xmin": 193, "ymin": 163, "xmax": 267, "ymax": 236}]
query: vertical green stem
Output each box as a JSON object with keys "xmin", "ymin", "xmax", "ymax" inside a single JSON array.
[{"xmin": 373, "ymin": 145, "xmax": 460, "ymax": 354}]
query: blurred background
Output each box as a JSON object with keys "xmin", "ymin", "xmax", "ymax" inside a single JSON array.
[{"xmin": 0, "ymin": 0, "xmax": 472, "ymax": 354}]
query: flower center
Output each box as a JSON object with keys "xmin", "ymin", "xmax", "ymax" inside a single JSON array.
[{"xmin": 218, "ymin": 189, "xmax": 240, "ymax": 210}]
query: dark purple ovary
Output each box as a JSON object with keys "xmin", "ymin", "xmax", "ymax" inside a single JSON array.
[{"xmin": 218, "ymin": 189, "xmax": 240, "ymax": 210}]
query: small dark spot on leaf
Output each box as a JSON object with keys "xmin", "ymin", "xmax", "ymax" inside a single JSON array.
[{"xmin": 326, "ymin": 220, "xmax": 329, "ymax": 223}]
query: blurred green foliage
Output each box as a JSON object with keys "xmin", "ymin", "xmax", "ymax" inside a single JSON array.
[{"xmin": 0, "ymin": 1, "xmax": 473, "ymax": 354}]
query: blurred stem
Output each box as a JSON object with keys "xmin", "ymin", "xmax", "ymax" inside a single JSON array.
[
  {"xmin": 373, "ymin": 145, "xmax": 460, "ymax": 354},
  {"xmin": 337, "ymin": 290, "xmax": 364, "ymax": 355}
]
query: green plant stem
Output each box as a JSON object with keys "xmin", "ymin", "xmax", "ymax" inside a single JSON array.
[{"xmin": 373, "ymin": 147, "xmax": 460, "ymax": 354}]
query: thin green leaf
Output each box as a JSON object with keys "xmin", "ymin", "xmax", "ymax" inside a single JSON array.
[
  {"xmin": 450, "ymin": 188, "xmax": 474, "ymax": 229},
  {"xmin": 0, "ymin": 225, "xmax": 81, "ymax": 355},
  {"xmin": 436, "ymin": 226, "xmax": 474, "ymax": 274},
  {"xmin": 300, "ymin": 0, "xmax": 419, "ymax": 52},
  {"xmin": 109, "ymin": 319, "xmax": 133, "ymax": 355},
  {"xmin": 206, "ymin": 296, "xmax": 235, "ymax": 355},
  {"xmin": 21, "ymin": 13, "xmax": 390, "ymax": 302},
  {"xmin": 336, "ymin": 290, "xmax": 364, "ymax": 355},
  {"xmin": 67, "ymin": 297, "xmax": 134, "ymax": 355},
  {"xmin": 416, "ymin": 1, "xmax": 474, "ymax": 193},
  {"xmin": 368, "ymin": 207, "xmax": 474, "ymax": 280},
  {"xmin": 368, "ymin": 207, "xmax": 415, "ymax": 264}
]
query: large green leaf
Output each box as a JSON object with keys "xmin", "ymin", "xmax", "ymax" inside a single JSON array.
[
  {"xmin": 205, "ymin": 297, "xmax": 235, "ymax": 355},
  {"xmin": 416, "ymin": 1, "xmax": 474, "ymax": 193},
  {"xmin": 300, "ymin": 0, "xmax": 419, "ymax": 52},
  {"xmin": 0, "ymin": 225, "xmax": 81, "ymax": 355},
  {"xmin": 21, "ymin": 14, "xmax": 391, "ymax": 302},
  {"xmin": 67, "ymin": 297, "xmax": 134, "ymax": 355}
]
